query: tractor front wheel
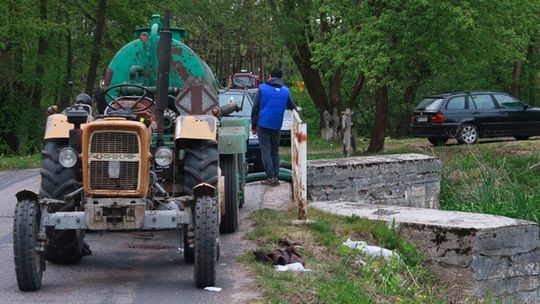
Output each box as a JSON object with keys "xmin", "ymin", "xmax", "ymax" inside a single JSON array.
[
  {"xmin": 13, "ymin": 200, "xmax": 44, "ymax": 291},
  {"xmin": 194, "ymin": 196, "xmax": 218, "ymax": 288},
  {"xmin": 40, "ymin": 139, "xmax": 87, "ymax": 264}
]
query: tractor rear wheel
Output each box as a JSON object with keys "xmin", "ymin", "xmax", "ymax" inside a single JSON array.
[
  {"xmin": 219, "ymin": 154, "xmax": 238, "ymax": 233},
  {"xmin": 237, "ymin": 154, "xmax": 246, "ymax": 209},
  {"xmin": 13, "ymin": 200, "xmax": 44, "ymax": 291},
  {"xmin": 193, "ymin": 195, "xmax": 218, "ymax": 288},
  {"xmin": 40, "ymin": 139, "xmax": 86, "ymax": 264}
]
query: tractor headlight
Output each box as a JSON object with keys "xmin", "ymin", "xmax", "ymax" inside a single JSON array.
[
  {"xmin": 154, "ymin": 147, "xmax": 173, "ymax": 167},
  {"xmin": 58, "ymin": 148, "xmax": 78, "ymax": 168}
]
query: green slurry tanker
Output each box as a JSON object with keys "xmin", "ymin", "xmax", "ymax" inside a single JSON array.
[{"xmin": 13, "ymin": 13, "xmax": 249, "ymax": 291}]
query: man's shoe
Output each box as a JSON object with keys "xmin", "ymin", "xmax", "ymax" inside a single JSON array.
[
  {"xmin": 271, "ymin": 178, "xmax": 280, "ymax": 187},
  {"xmin": 261, "ymin": 178, "xmax": 275, "ymax": 185}
]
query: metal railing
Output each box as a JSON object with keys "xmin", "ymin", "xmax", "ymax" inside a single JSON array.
[{"xmin": 291, "ymin": 109, "xmax": 307, "ymax": 220}]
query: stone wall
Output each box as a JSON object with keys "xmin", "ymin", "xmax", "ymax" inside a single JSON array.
[
  {"xmin": 307, "ymin": 154, "xmax": 440, "ymax": 208},
  {"xmin": 310, "ymin": 202, "xmax": 540, "ymax": 303}
]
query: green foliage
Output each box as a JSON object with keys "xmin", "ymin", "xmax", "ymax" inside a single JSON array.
[
  {"xmin": 440, "ymin": 149, "xmax": 540, "ymax": 224},
  {"xmin": 0, "ymin": 153, "xmax": 41, "ymax": 170},
  {"xmin": 3, "ymin": 0, "xmax": 540, "ymax": 154}
]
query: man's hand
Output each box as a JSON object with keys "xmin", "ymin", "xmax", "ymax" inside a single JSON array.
[{"xmin": 251, "ymin": 126, "xmax": 257, "ymax": 135}]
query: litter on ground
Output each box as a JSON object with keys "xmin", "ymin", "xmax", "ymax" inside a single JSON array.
[
  {"xmin": 274, "ymin": 262, "xmax": 311, "ymax": 272},
  {"xmin": 343, "ymin": 238, "xmax": 401, "ymax": 263}
]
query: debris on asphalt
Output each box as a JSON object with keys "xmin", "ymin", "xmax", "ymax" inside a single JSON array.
[
  {"xmin": 204, "ymin": 287, "xmax": 222, "ymax": 292},
  {"xmin": 343, "ymin": 238, "xmax": 401, "ymax": 263},
  {"xmin": 274, "ymin": 262, "xmax": 311, "ymax": 272}
]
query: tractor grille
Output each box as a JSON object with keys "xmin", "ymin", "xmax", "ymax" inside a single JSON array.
[
  {"xmin": 90, "ymin": 132, "xmax": 139, "ymax": 154},
  {"xmin": 88, "ymin": 131, "xmax": 140, "ymax": 192}
]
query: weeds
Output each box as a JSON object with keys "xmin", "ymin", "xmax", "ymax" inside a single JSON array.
[
  {"xmin": 440, "ymin": 149, "xmax": 540, "ymax": 224},
  {"xmin": 243, "ymin": 208, "xmax": 448, "ymax": 304},
  {"xmin": 0, "ymin": 153, "xmax": 41, "ymax": 171}
]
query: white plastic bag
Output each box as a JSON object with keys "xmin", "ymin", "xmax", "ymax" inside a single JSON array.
[
  {"xmin": 274, "ymin": 262, "xmax": 311, "ymax": 272},
  {"xmin": 343, "ymin": 238, "xmax": 401, "ymax": 263}
]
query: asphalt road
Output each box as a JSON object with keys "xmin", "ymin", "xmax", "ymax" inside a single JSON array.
[{"xmin": 0, "ymin": 169, "xmax": 285, "ymax": 304}]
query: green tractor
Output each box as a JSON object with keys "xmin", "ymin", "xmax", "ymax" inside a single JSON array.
[{"xmin": 13, "ymin": 13, "xmax": 249, "ymax": 291}]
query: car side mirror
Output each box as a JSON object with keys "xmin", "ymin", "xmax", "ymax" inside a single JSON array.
[{"xmin": 522, "ymin": 103, "xmax": 529, "ymax": 110}]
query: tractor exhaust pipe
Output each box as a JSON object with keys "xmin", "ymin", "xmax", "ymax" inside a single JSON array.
[{"xmin": 155, "ymin": 11, "xmax": 172, "ymax": 147}]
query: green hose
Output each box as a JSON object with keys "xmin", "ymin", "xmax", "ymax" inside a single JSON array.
[{"xmin": 247, "ymin": 167, "xmax": 292, "ymax": 183}]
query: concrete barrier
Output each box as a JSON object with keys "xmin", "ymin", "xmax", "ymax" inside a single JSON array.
[
  {"xmin": 307, "ymin": 154, "xmax": 440, "ymax": 208},
  {"xmin": 310, "ymin": 201, "xmax": 540, "ymax": 303}
]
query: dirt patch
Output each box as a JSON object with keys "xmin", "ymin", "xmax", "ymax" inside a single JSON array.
[{"xmin": 224, "ymin": 183, "xmax": 297, "ymax": 303}]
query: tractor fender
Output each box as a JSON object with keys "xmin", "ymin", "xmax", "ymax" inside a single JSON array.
[
  {"xmin": 44, "ymin": 114, "xmax": 91, "ymax": 140},
  {"xmin": 175, "ymin": 115, "xmax": 217, "ymax": 141},
  {"xmin": 192, "ymin": 183, "xmax": 216, "ymax": 198},
  {"xmin": 193, "ymin": 180, "xmax": 223, "ymax": 219},
  {"xmin": 44, "ymin": 114, "xmax": 73, "ymax": 139},
  {"xmin": 16, "ymin": 190, "xmax": 38, "ymax": 203}
]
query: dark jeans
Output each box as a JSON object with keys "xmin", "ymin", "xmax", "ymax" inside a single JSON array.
[{"xmin": 257, "ymin": 126, "xmax": 281, "ymax": 179}]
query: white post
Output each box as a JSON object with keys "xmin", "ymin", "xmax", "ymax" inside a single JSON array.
[{"xmin": 291, "ymin": 109, "xmax": 307, "ymax": 220}]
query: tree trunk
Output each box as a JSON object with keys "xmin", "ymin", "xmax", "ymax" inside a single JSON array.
[
  {"xmin": 367, "ymin": 85, "xmax": 389, "ymax": 153},
  {"xmin": 85, "ymin": 0, "xmax": 107, "ymax": 95},
  {"xmin": 64, "ymin": 29, "xmax": 73, "ymax": 107},
  {"xmin": 234, "ymin": 34, "xmax": 242, "ymax": 72},
  {"xmin": 348, "ymin": 74, "xmax": 365, "ymax": 108},
  {"xmin": 259, "ymin": 44, "xmax": 265, "ymax": 80},
  {"xmin": 31, "ymin": 0, "xmax": 48, "ymax": 107},
  {"xmin": 394, "ymin": 84, "xmax": 417, "ymax": 138},
  {"xmin": 289, "ymin": 41, "xmax": 330, "ymax": 112},
  {"xmin": 511, "ymin": 60, "xmax": 522, "ymax": 98},
  {"xmin": 526, "ymin": 42, "xmax": 536, "ymax": 104}
]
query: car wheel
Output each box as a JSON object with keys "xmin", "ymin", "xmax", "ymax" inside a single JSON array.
[
  {"xmin": 427, "ymin": 137, "xmax": 448, "ymax": 146},
  {"xmin": 514, "ymin": 136, "xmax": 529, "ymax": 141},
  {"xmin": 457, "ymin": 123, "xmax": 478, "ymax": 145}
]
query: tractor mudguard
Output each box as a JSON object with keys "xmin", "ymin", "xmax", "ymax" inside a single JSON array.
[
  {"xmin": 44, "ymin": 114, "xmax": 92, "ymax": 140},
  {"xmin": 44, "ymin": 114, "xmax": 73, "ymax": 140},
  {"xmin": 175, "ymin": 115, "xmax": 217, "ymax": 141},
  {"xmin": 15, "ymin": 190, "xmax": 38, "ymax": 203},
  {"xmin": 192, "ymin": 183, "xmax": 216, "ymax": 197}
]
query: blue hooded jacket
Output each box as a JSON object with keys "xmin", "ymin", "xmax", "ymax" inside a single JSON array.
[{"xmin": 251, "ymin": 78, "xmax": 297, "ymax": 130}]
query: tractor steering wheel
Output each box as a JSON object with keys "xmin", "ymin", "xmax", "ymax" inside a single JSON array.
[{"xmin": 104, "ymin": 84, "xmax": 154, "ymax": 113}]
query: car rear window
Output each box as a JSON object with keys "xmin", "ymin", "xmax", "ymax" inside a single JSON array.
[
  {"xmin": 471, "ymin": 95, "xmax": 497, "ymax": 109},
  {"xmin": 415, "ymin": 98, "xmax": 443, "ymax": 111},
  {"xmin": 446, "ymin": 97, "xmax": 466, "ymax": 110}
]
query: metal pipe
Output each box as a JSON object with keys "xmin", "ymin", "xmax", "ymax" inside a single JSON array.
[
  {"xmin": 219, "ymin": 102, "xmax": 240, "ymax": 116},
  {"xmin": 155, "ymin": 11, "xmax": 172, "ymax": 147}
]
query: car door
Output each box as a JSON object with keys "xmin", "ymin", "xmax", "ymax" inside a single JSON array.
[
  {"xmin": 443, "ymin": 95, "xmax": 470, "ymax": 124},
  {"xmin": 492, "ymin": 93, "xmax": 526, "ymax": 136},
  {"xmin": 469, "ymin": 94, "xmax": 501, "ymax": 136}
]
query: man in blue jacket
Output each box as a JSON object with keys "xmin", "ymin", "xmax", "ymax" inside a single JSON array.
[{"xmin": 251, "ymin": 69, "xmax": 298, "ymax": 186}]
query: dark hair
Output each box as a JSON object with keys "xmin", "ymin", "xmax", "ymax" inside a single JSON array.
[{"xmin": 270, "ymin": 68, "xmax": 283, "ymax": 79}]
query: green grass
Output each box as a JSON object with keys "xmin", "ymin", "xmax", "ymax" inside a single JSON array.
[
  {"xmin": 242, "ymin": 208, "xmax": 449, "ymax": 304},
  {"xmin": 439, "ymin": 147, "xmax": 540, "ymax": 224},
  {"xmin": 0, "ymin": 153, "xmax": 41, "ymax": 170}
]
